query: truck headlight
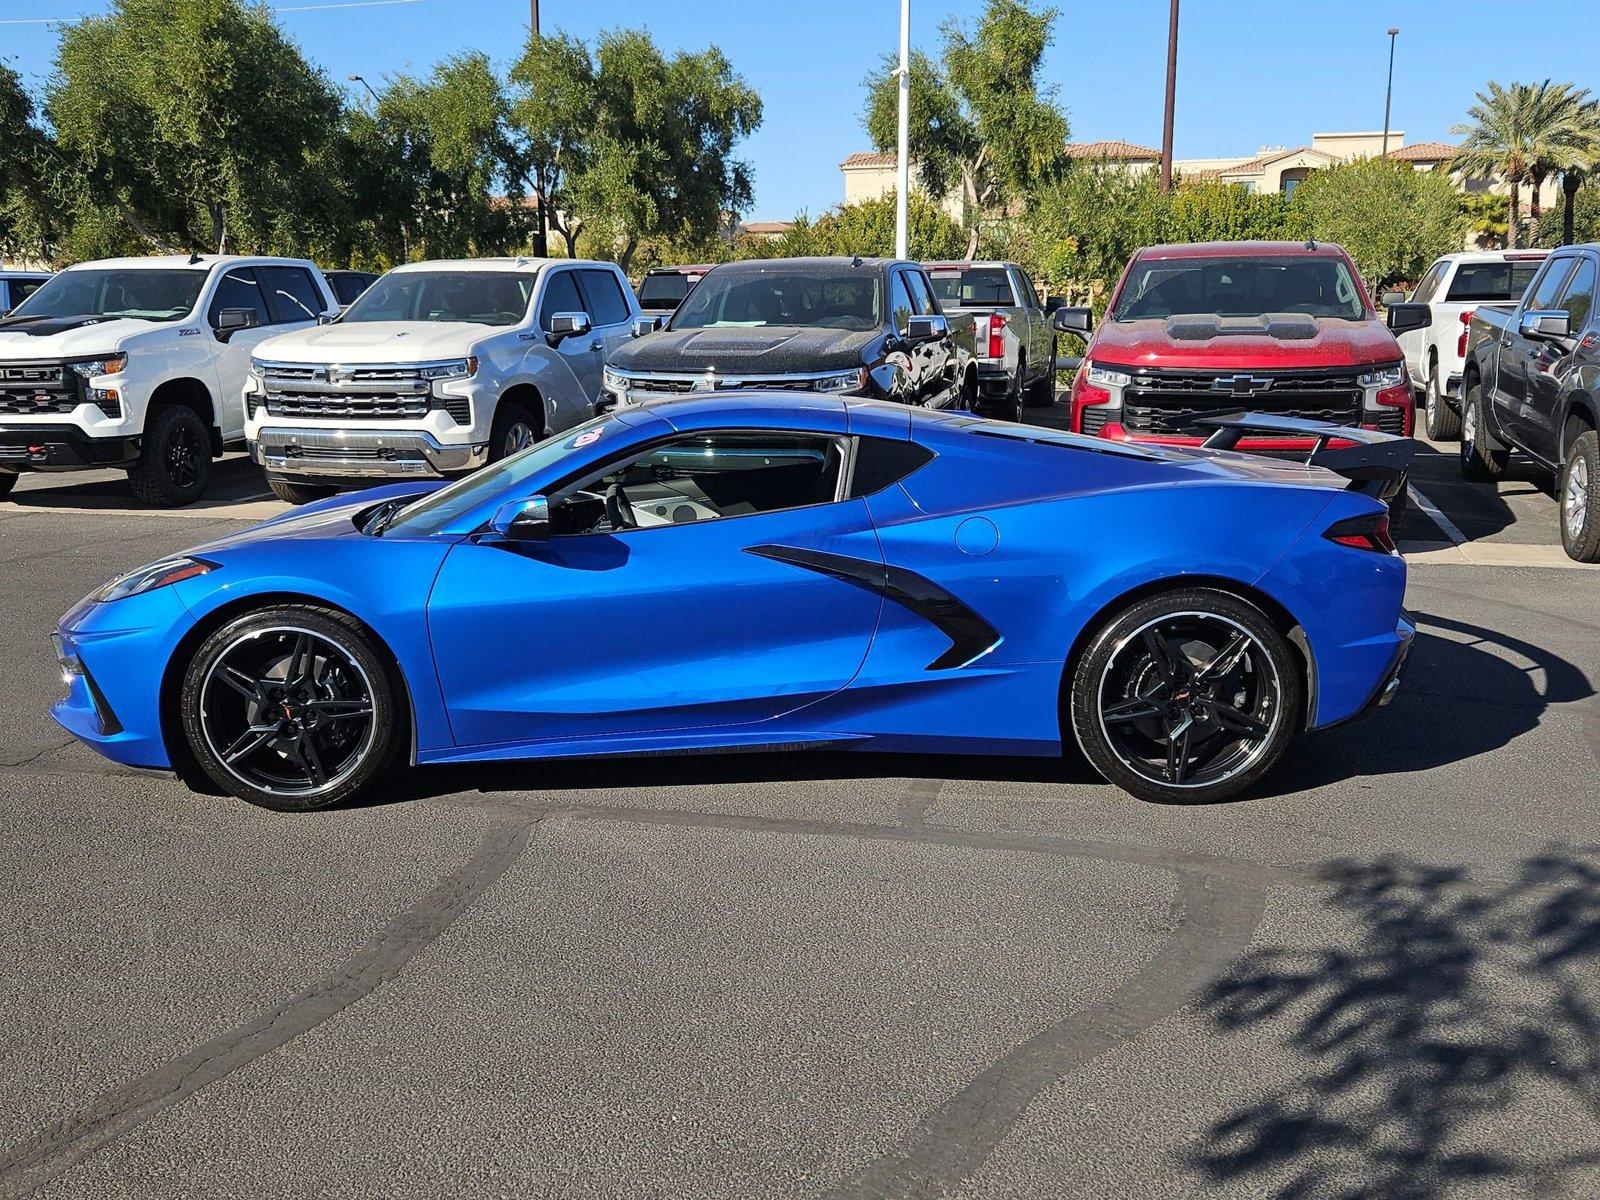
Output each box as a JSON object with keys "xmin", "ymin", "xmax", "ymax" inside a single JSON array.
[
  {"xmin": 417, "ymin": 357, "xmax": 477, "ymax": 380},
  {"xmin": 813, "ymin": 368, "xmax": 866, "ymax": 393},
  {"xmin": 69, "ymin": 354, "xmax": 129, "ymax": 379},
  {"xmin": 603, "ymin": 368, "xmax": 630, "ymax": 392},
  {"xmin": 1086, "ymin": 364, "xmax": 1132, "ymax": 389},
  {"xmin": 90, "ymin": 556, "xmax": 217, "ymax": 603},
  {"xmin": 1359, "ymin": 365, "xmax": 1407, "ymax": 390}
]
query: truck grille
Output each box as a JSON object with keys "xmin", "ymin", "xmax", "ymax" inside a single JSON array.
[
  {"xmin": 620, "ymin": 372, "xmax": 835, "ymax": 394},
  {"xmin": 0, "ymin": 362, "xmax": 83, "ymax": 416},
  {"xmin": 1121, "ymin": 367, "xmax": 1364, "ymax": 438},
  {"xmin": 258, "ymin": 362, "xmax": 470, "ymax": 424}
]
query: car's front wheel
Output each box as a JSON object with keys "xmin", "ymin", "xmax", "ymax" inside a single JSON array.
[
  {"xmin": 1561, "ymin": 427, "xmax": 1600, "ymax": 562},
  {"xmin": 128, "ymin": 403, "xmax": 212, "ymax": 506},
  {"xmin": 1067, "ymin": 589, "xmax": 1302, "ymax": 804},
  {"xmin": 180, "ymin": 604, "xmax": 401, "ymax": 811}
]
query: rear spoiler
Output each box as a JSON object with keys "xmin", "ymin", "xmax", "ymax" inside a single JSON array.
[{"xmin": 1196, "ymin": 411, "xmax": 1414, "ymax": 501}]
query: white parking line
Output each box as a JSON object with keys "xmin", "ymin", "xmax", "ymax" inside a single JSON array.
[{"xmin": 1408, "ymin": 483, "xmax": 1468, "ymax": 546}]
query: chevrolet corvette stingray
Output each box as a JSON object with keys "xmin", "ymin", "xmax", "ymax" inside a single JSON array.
[{"xmin": 51, "ymin": 394, "xmax": 1414, "ymax": 810}]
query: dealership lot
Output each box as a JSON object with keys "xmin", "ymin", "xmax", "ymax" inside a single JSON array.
[{"xmin": 2, "ymin": 408, "xmax": 1598, "ymax": 1198}]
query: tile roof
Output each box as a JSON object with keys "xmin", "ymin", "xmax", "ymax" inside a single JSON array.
[
  {"xmin": 840, "ymin": 151, "xmax": 897, "ymax": 169},
  {"xmin": 741, "ymin": 221, "xmax": 795, "ymax": 234},
  {"xmin": 1386, "ymin": 141, "xmax": 1459, "ymax": 162},
  {"xmin": 1063, "ymin": 140, "xmax": 1162, "ymax": 160}
]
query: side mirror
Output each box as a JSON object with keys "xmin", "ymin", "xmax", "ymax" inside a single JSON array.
[
  {"xmin": 868, "ymin": 359, "xmax": 913, "ymax": 402},
  {"xmin": 1053, "ymin": 306, "xmax": 1093, "ymax": 336},
  {"xmin": 632, "ymin": 315, "xmax": 664, "ymax": 338},
  {"xmin": 904, "ymin": 313, "xmax": 948, "ymax": 342},
  {"xmin": 1381, "ymin": 290, "xmax": 1407, "ymax": 307},
  {"xmin": 488, "ymin": 496, "xmax": 550, "ymax": 541},
  {"xmin": 546, "ymin": 311, "xmax": 592, "ymax": 347},
  {"xmin": 1520, "ymin": 309, "xmax": 1571, "ymax": 340},
  {"xmin": 1385, "ymin": 302, "xmax": 1431, "ymax": 336},
  {"xmin": 214, "ymin": 306, "xmax": 259, "ymax": 342}
]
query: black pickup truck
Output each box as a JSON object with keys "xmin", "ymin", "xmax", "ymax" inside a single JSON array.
[
  {"xmin": 601, "ymin": 257, "xmax": 978, "ymax": 413},
  {"xmin": 1461, "ymin": 243, "xmax": 1600, "ymax": 561}
]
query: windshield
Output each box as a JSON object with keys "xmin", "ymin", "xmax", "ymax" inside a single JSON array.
[
  {"xmin": 341, "ymin": 271, "xmax": 534, "ymax": 326},
  {"xmin": 384, "ymin": 414, "xmax": 621, "ymax": 537},
  {"xmin": 671, "ymin": 267, "xmax": 882, "ymax": 332},
  {"xmin": 928, "ymin": 267, "xmax": 1014, "ymax": 308},
  {"xmin": 1112, "ymin": 255, "xmax": 1367, "ymax": 321},
  {"xmin": 7, "ymin": 269, "xmax": 205, "ymax": 323},
  {"xmin": 1446, "ymin": 261, "xmax": 1545, "ymax": 303},
  {"xmin": 638, "ymin": 273, "xmax": 696, "ymax": 311}
]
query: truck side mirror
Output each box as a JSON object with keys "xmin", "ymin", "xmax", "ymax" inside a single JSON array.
[
  {"xmin": 905, "ymin": 314, "xmax": 948, "ymax": 342},
  {"xmin": 1520, "ymin": 309, "xmax": 1571, "ymax": 340},
  {"xmin": 1385, "ymin": 302, "xmax": 1431, "ymax": 336},
  {"xmin": 546, "ymin": 312, "xmax": 591, "ymax": 347},
  {"xmin": 1053, "ymin": 307, "xmax": 1093, "ymax": 336},
  {"xmin": 488, "ymin": 496, "xmax": 550, "ymax": 540},
  {"xmin": 214, "ymin": 307, "xmax": 259, "ymax": 342},
  {"xmin": 632, "ymin": 315, "xmax": 664, "ymax": 338}
]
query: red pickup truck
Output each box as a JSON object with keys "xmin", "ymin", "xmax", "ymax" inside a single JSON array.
[{"xmin": 1053, "ymin": 241, "xmax": 1429, "ymax": 451}]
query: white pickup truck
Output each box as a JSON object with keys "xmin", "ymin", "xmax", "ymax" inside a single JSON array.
[
  {"xmin": 1392, "ymin": 249, "xmax": 1547, "ymax": 439},
  {"xmin": 245, "ymin": 258, "xmax": 642, "ymax": 503},
  {"xmin": 0, "ymin": 255, "xmax": 335, "ymax": 504},
  {"xmin": 924, "ymin": 260, "xmax": 1060, "ymax": 420}
]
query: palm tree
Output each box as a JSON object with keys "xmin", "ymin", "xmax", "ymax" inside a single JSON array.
[
  {"xmin": 1453, "ymin": 80, "xmax": 1593, "ymax": 247},
  {"xmin": 1557, "ymin": 100, "xmax": 1600, "ymax": 245}
]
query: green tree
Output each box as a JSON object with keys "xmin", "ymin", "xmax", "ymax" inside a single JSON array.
[
  {"xmin": 863, "ymin": 0, "xmax": 1068, "ymax": 257},
  {"xmin": 0, "ymin": 64, "xmax": 64, "ymax": 263},
  {"xmin": 1287, "ymin": 158, "xmax": 1463, "ymax": 289},
  {"xmin": 1453, "ymin": 80, "xmax": 1593, "ymax": 248},
  {"xmin": 48, "ymin": 0, "xmax": 344, "ymax": 253},
  {"xmin": 747, "ymin": 194, "xmax": 965, "ymax": 261}
]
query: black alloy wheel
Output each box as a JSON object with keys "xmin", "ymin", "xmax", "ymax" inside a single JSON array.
[
  {"xmin": 1069, "ymin": 589, "xmax": 1301, "ymax": 804},
  {"xmin": 128, "ymin": 403, "xmax": 213, "ymax": 506}
]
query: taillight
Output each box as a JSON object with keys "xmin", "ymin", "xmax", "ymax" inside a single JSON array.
[
  {"xmin": 1456, "ymin": 309, "xmax": 1475, "ymax": 359},
  {"xmin": 987, "ymin": 312, "xmax": 1006, "ymax": 359},
  {"xmin": 1325, "ymin": 512, "xmax": 1397, "ymax": 555}
]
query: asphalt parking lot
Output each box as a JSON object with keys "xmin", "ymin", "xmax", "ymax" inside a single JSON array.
[{"xmin": 2, "ymin": 406, "xmax": 1598, "ymax": 1199}]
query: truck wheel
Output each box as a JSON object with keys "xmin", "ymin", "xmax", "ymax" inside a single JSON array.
[
  {"xmin": 268, "ymin": 475, "xmax": 339, "ymax": 506},
  {"xmin": 0, "ymin": 472, "xmax": 16, "ymax": 499},
  {"xmin": 490, "ymin": 401, "xmax": 540, "ymax": 462},
  {"xmin": 1459, "ymin": 381, "xmax": 1507, "ymax": 482},
  {"xmin": 127, "ymin": 404, "xmax": 212, "ymax": 506},
  {"xmin": 1007, "ymin": 355, "xmax": 1027, "ymax": 421},
  {"xmin": 1560, "ymin": 429, "xmax": 1600, "ymax": 562},
  {"xmin": 1025, "ymin": 340, "xmax": 1057, "ymax": 408},
  {"xmin": 1423, "ymin": 368, "xmax": 1461, "ymax": 440}
]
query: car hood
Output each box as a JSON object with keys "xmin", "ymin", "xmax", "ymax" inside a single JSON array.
[
  {"xmin": 255, "ymin": 321, "xmax": 498, "ymax": 364},
  {"xmin": 188, "ymin": 482, "xmax": 444, "ymax": 556},
  {"xmin": 1087, "ymin": 315, "xmax": 1402, "ymax": 371},
  {"xmin": 0, "ymin": 315, "xmax": 175, "ymax": 359},
  {"xmin": 611, "ymin": 326, "xmax": 880, "ymax": 374}
]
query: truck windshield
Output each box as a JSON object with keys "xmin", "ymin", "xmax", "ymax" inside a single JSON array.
[
  {"xmin": 1445, "ymin": 261, "xmax": 1545, "ymax": 302},
  {"xmin": 671, "ymin": 268, "xmax": 882, "ymax": 332},
  {"xmin": 6, "ymin": 270, "xmax": 204, "ymax": 323},
  {"xmin": 341, "ymin": 271, "xmax": 534, "ymax": 326},
  {"xmin": 1111, "ymin": 256, "xmax": 1367, "ymax": 321},
  {"xmin": 928, "ymin": 267, "xmax": 1013, "ymax": 308},
  {"xmin": 638, "ymin": 273, "xmax": 696, "ymax": 311}
]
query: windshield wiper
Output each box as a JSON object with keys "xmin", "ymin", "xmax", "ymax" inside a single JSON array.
[{"xmin": 364, "ymin": 497, "xmax": 408, "ymax": 537}]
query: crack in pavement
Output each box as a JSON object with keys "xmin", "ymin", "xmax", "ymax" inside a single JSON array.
[
  {"xmin": 0, "ymin": 739, "xmax": 78, "ymax": 771},
  {"xmin": 0, "ymin": 817, "xmax": 538, "ymax": 1200}
]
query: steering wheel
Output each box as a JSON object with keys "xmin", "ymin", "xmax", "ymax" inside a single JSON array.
[{"xmin": 604, "ymin": 483, "xmax": 636, "ymax": 531}]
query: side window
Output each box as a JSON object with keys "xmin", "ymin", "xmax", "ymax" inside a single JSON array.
[
  {"xmin": 258, "ymin": 266, "xmax": 325, "ymax": 323},
  {"xmin": 207, "ymin": 268, "xmax": 271, "ymax": 329},
  {"xmin": 888, "ymin": 271, "xmax": 915, "ymax": 334},
  {"xmin": 12, "ymin": 278, "xmax": 46, "ymax": 305},
  {"xmin": 849, "ymin": 437, "xmax": 935, "ymax": 496},
  {"xmin": 577, "ymin": 269, "xmax": 632, "ymax": 327},
  {"xmin": 906, "ymin": 270, "xmax": 938, "ymax": 316},
  {"xmin": 538, "ymin": 270, "xmax": 586, "ymax": 332},
  {"xmin": 1556, "ymin": 257, "xmax": 1596, "ymax": 331},
  {"xmin": 1411, "ymin": 262, "xmax": 1445, "ymax": 304},
  {"xmin": 559, "ymin": 432, "xmax": 847, "ymax": 533},
  {"xmin": 1527, "ymin": 258, "xmax": 1577, "ymax": 313}
]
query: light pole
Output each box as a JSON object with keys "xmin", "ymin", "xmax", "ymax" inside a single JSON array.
[
  {"xmin": 1159, "ymin": 0, "xmax": 1179, "ymax": 191},
  {"xmin": 894, "ymin": 0, "xmax": 910, "ymax": 260},
  {"xmin": 529, "ymin": 0, "xmax": 550, "ymax": 257},
  {"xmin": 1381, "ymin": 27, "xmax": 1399, "ymax": 158},
  {"xmin": 346, "ymin": 74, "xmax": 379, "ymax": 107}
]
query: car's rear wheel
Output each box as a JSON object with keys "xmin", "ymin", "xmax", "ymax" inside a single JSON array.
[
  {"xmin": 180, "ymin": 605, "xmax": 400, "ymax": 811},
  {"xmin": 1560, "ymin": 428, "xmax": 1600, "ymax": 562},
  {"xmin": 1068, "ymin": 589, "xmax": 1301, "ymax": 804},
  {"xmin": 1024, "ymin": 341, "xmax": 1057, "ymax": 408},
  {"xmin": 267, "ymin": 475, "xmax": 339, "ymax": 506},
  {"xmin": 1006, "ymin": 355, "xmax": 1027, "ymax": 422},
  {"xmin": 1460, "ymin": 380, "xmax": 1508, "ymax": 481},
  {"xmin": 1423, "ymin": 365, "xmax": 1461, "ymax": 440}
]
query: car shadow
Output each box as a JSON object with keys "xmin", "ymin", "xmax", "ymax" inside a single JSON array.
[
  {"xmin": 1186, "ymin": 845, "xmax": 1600, "ymax": 1197},
  {"xmin": 1406, "ymin": 439, "xmax": 1553, "ymax": 545}
]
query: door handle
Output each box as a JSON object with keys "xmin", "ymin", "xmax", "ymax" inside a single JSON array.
[{"xmin": 589, "ymin": 342, "xmax": 603, "ymax": 353}]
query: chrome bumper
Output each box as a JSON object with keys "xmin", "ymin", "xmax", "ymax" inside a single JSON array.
[{"xmin": 249, "ymin": 427, "xmax": 487, "ymax": 478}]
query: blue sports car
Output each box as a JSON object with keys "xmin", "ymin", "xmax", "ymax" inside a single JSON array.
[{"xmin": 51, "ymin": 395, "xmax": 1413, "ymax": 810}]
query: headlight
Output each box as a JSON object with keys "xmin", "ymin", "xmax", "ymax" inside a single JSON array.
[
  {"xmin": 602, "ymin": 368, "xmax": 629, "ymax": 392},
  {"xmin": 1086, "ymin": 364, "xmax": 1132, "ymax": 389},
  {"xmin": 1359, "ymin": 364, "xmax": 1407, "ymax": 390},
  {"xmin": 91, "ymin": 556, "xmax": 216, "ymax": 603},
  {"xmin": 813, "ymin": 368, "xmax": 865, "ymax": 393},
  {"xmin": 416, "ymin": 358, "xmax": 477, "ymax": 380},
  {"xmin": 247, "ymin": 359, "xmax": 266, "ymax": 382},
  {"xmin": 69, "ymin": 354, "xmax": 129, "ymax": 379}
]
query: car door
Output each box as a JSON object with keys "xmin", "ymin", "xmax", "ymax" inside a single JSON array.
[
  {"xmin": 204, "ymin": 268, "xmax": 283, "ymax": 439},
  {"xmin": 906, "ymin": 267, "xmax": 959, "ymax": 404},
  {"xmin": 1524, "ymin": 253, "xmax": 1595, "ymax": 463},
  {"xmin": 888, "ymin": 268, "xmax": 937, "ymax": 406},
  {"xmin": 427, "ymin": 425, "xmax": 884, "ymax": 747},
  {"xmin": 533, "ymin": 267, "xmax": 603, "ymax": 414},
  {"xmin": 1010, "ymin": 267, "xmax": 1044, "ymax": 374},
  {"xmin": 1401, "ymin": 260, "xmax": 1446, "ymax": 381},
  {"xmin": 575, "ymin": 266, "xmax": 637, "ymax": 363},
  {"xmin": 1498, "ymin": 256, "xmax": 1577, "ymax": 448}
]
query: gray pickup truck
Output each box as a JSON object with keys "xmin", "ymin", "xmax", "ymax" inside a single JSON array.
[
  {"xmin": 925, "ymin": 260, "xmax": 1060, "ymax": 420},
  {"xmin": 1461, "ymin": 242, "xmax": 1600, "ymax": 560}
]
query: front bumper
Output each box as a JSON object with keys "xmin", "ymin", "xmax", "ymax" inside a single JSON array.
[
  {"xmin": 0, "ymin": 424, "xmax": 139, "ymax": 471},
  {"xmin": 250, "ymin": 427, "xmax": 488, "ymax": 479}
]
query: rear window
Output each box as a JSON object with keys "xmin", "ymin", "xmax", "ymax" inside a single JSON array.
[
  {"xmin": 638, "ymin": 273, "xmax": 694, "ymax": 311},
  {"xmin": 1445, "ymin": 260, "xmax": 1545, "ymax": 302},
  {"xmin": 1112, "ymin": 255, "xmax": 1367, "ymax": 321},
  {"xmin": 928, "ymin": 267, "xmax": 1014, "ymax": 308}
]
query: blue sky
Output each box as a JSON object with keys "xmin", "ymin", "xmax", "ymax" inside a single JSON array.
[{"xmin": 3, "ymin": 0, "xmax": 1598, "ymax": 220}]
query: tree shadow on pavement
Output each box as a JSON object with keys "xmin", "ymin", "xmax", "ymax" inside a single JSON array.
[{"xmin": 1188, "ymin": 847, "xmax": 1600, "ymax": 1198}]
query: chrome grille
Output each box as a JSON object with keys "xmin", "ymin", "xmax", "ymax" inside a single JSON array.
[
  {"xmin": 618, "ymin": 372, "xmax": 842, "ymax": 394},
  {"xmin": 1122, "ymin": 367, "xmax": 1364, "ymax": 437},
  {"xmin": 257, "ymin": 361, "xmax": 469, "ymax": 424}
]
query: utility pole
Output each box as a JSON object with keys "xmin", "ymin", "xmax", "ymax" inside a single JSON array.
[
  {"xmin": 530, "ymin": 0, "xmax": 549, "ymax": 257},
  {"xmin": 1381, "ymin": 27, "xmax": 1399, "ymax": 159},
  {"xmin": 1159, "ymin": 0, "xmax": 1179, "ymax": 191},
  {"xmin": 895, "ymin": 0, "xmax": 911, "ymax": 260}
]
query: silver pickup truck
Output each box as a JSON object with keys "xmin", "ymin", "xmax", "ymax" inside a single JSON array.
[{"xmin": 925, "ymin": 260, "xmax": 1059, "ymax": 420}]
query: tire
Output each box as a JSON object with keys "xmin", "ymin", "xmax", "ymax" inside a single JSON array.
[
  {"xmin": 180, "ymin": 604, "xmax": 401, "ymax": 812},
  {"xmin": 267, "ymin": 475, "xmax": 339, "ymax": 506},
  {"xmin": 490, "ymin": 400, "xmax": 540, "ymax": 463},
  {"xmin": 1560, "ymin": 428, "xmax": 1600, "ymax": 563},
  {"xmin": 1459, "ymin": 379, "xmax": 1508, "ymax": 482},
  {"xmin": 1423, "ymin": 363, "xmax": 1461, "ymax": 440},
  {"xmin": 0, "ymin": 471, "xmax": 16, "ymax": 499},
  {"xmin": 1025, "ymin": 340, "xmax": 1057, "ymax": 408},
  {"xmin": 959, "ymin": 370, "xmax": 978, "ymax": 413},
  {"xmin": 1067, "ymin": 588, "xmax": 1302, "ymax": 805},
  {"xmin": 1006, "ymin": 355, "xmax": 1027, "ymax": 422},
  {"xmin": 127, "ymin": 403, "xmax": 212, "ymax": 506},
  {"xmin": 1387, "ymin": 485, "xmax": 1409, "ymax": 542}
]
